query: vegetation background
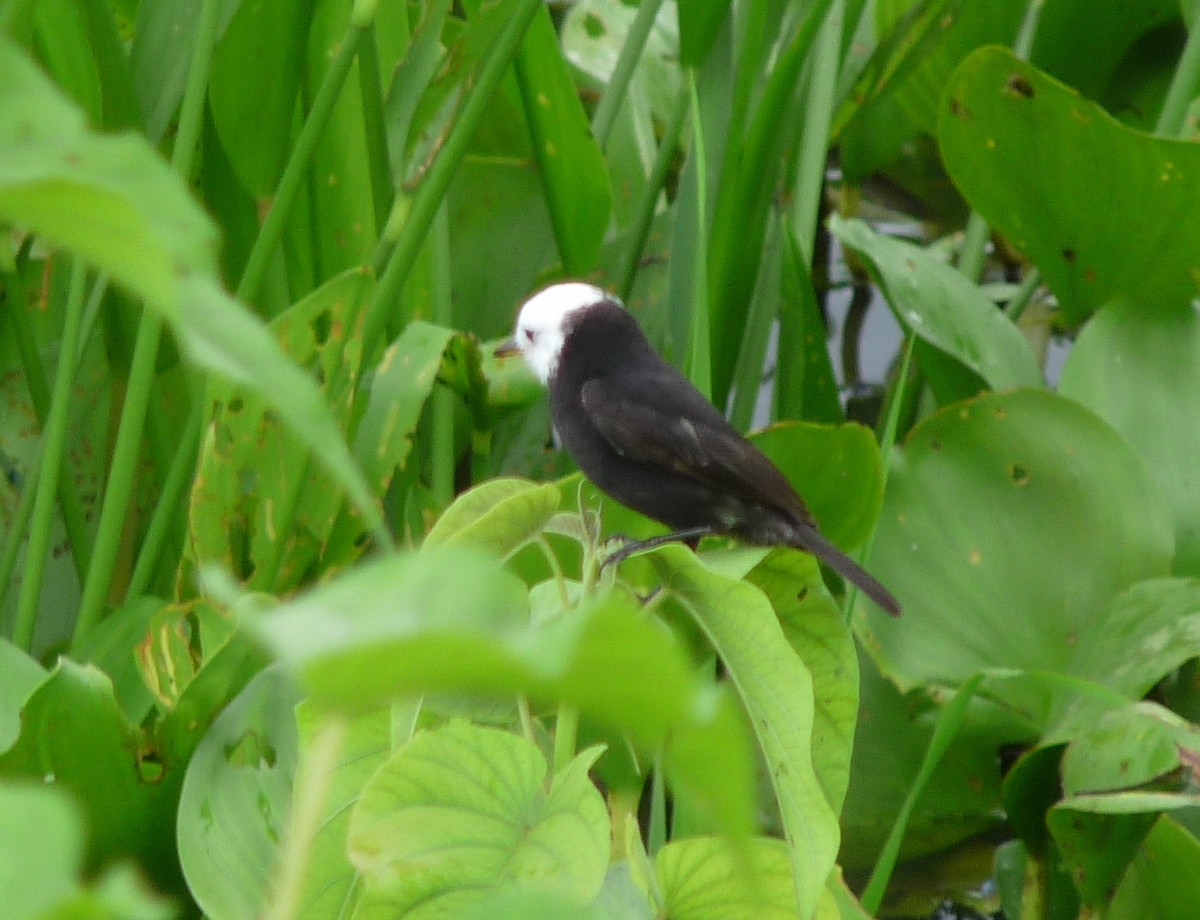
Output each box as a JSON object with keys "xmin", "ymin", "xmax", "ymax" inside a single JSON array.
[{"xmin": 2, "ymin": 0, "xmax": 1200, "ymax": 918}]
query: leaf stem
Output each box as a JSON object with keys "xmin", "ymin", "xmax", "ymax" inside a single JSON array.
[
  {"xmin": 12, "ymin": 262, "xmax": 88, "ymax": 650},
  {"xmin": 589, "ymin": 0, "xmax": 665, "ymax": 148}
]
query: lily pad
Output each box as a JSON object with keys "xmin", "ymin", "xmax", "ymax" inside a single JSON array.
[
  {"xmin": 861, "ymin": 388, "xmax": 1174, "ymax": 688},
  {"xmin": 938, "ymin": 47, "xmax": 1200, "ymax": 325}
]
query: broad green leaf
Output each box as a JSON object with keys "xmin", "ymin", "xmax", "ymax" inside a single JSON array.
[
  {"xmin": 74, "ymin": 595, "xmax": 160, "ymax": 723},
  {"xmin": 1049, "ymin": 793, "xmax": 1200, "ymax": 910},
  {"xmin": 424, "ymin": 478, "xmax": 560, "ymax": 558},
  {"xmin": 0, "ymin": 660, "xmax": 171, "ymax": 884},
  {"xmin": 650, "ymin": 546, "xmax": 837, "ymax": 920},
  {"xmin": 0, "ymin": 39, "xmax": 217, "ymax": 310},
  {"xmin": 1060, "ymin": 701, "xmax": 1200, "ymax": 797},
  {"xmin": 561, "ymin": 0, "xmax": 681, "ymax": 130},
  {"xmin": 829, "ymin": 215, "xmax": 1041, "ymax": 393},
  {"xmin": 302, "ymin": 0, "xmax": 385, "ymax": 276},
  {"xmin": 0, "ymin": 782, "xmax": 80, "ymax": 920},
  {"xmin": 177, "ymin": 273, "xmax": 388, "ymax": 549},
  {"xmin": 745, "ymin": 551, "xmax": 857, "ymax": 814},
  {"xmin": 749, "ymin": 420, "xmax": 885, "ymax": 552},
  {"xmin": 252, "ymin": 547, "xmax": 755, "ymax": 836},
  {"xmin": 1068, "ymin": 578, "xmax": 1200, "ymax": 700},
  {"xmin": 208, "ymin": 0, "xmax": 314, "ymax": 195},
  {"xmin": 655, "ymin": 836, "xmax": 796, "ymax": 920},
  {"xmin": 184, "ymin": 269, "xmax": 372, "ymax": 591},
  {"xmin": 862, "ymin": 389, "xmax": 1174, "ymax": 688},
  {"xmin": 0, "ymin": 640, "xmax": 45, "ymax": 753},
  {"xmin": 294, "ymin": 704, "xmax": 392, "ymax": 920},
  {"xmin": 1108, "ymin": 815, "xmax": 1200, "ymax": 920},
  {"xmin": 0, "ymin": 781, "xmax": 174, "ymax": 919},
  {"xmin": 1059, "ymin": 298, "xmax": 1200, "ymax": 576},
  {"xmin": 354, "ymin": 320, "xmax": 458, "ymax": 493},
  {"xmin": 177, "ymin": 667, "xmax": 300, "ymax": 920},
  {"xmin": 514, "ymin": 3, "xmax": 612, "ymax": 274},
  {"xmin": 938, "ymin": 47, "xmax": 1200, "ymax": 325},
  {"xmin": 347, "ymin": 722, "xmax": 608, "ymax": 915}
]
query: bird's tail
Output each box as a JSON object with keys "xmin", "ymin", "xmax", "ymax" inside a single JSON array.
[{"xmin": 790, "ymin": 526, "xmax": 901, "ymax": 617}]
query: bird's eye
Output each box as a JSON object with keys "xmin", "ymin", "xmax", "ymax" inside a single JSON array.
[{"xmin": 523, "ymin": 328, "xmax": 535, "ymax": 342}]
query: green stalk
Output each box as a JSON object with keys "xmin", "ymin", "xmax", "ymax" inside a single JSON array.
[
  {"xmin": 1157, "ymin": 5, "xmax": 1200, "ymax": 136},
  {"xmin": 429, "ymin": 204, "xmax": 454, "ymax": 507},
  {"xmin": 0, "ymin": 447, "xmax": 38, "ymax": 612},
  {"xmin": 860, "ymin": 675, "xmax": 985, "ymax": 914},
  {"xmin": 236, "ymin": 25, "xmax": 364, "ymax": 304},
  {"xmin": 74, "ymin": 0, "xmax": 223, "ymax": 644},
  {"xmin": 706, "ymin": 0, "xmax": 835, "ymax": 407},
  {"xmin": 684, "ymin": 70, "xmax": 712, "ymax": 400},
  {"xmin": 362, "ymin": 0, "xmax": 543, "ymax": 356},
  {"xmin": 1004, "ymin": 266, "xmax": 1043, "ymax": 322},
  {"xmin": 615, "ymin": 82, "xmax": 689, "ymax": 301},
  {"xmin": 13, "ymin": 262, "xmax": 88, "ymax": 650},
  {"xmin": 789, "ymin": 0, "xmax": 844, "ymax": 264},
  {"xmin": 75, "ymin": 315, "xmax": 165, "ymax": 638},
  {"xmin": 955, "ymin": 212, "xmax": 991, "ymax": 281},
  {"xmin": 125, "ymin": 396, "xmax": 205, "ymax": 599},
  {"xmin": 356, "ymin": 25, "xmax": 394, "ymax": 232},
  {"xmin": 589, "ymin": 0, "xmax": 665, "ymax": 148},
  {"xmin": 846, "ymin": 333, "xmax": 916, "ymax": 622},
  {"xmin": 7, "ymin": 268, "xmax": 92, "ymax": 578}
]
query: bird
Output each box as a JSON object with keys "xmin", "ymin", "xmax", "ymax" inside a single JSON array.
[{"xmin": 495, "ymin": 282, "xmax": 901, "ymax": 616}]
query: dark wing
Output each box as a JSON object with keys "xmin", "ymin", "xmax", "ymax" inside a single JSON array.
[{"xmin": 579, "ymin": 374, "xmax": 810, "ymax": 520}]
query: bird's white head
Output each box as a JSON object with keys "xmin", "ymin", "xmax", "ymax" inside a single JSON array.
[{"xmin": 505, "ymin": 282, "xmax": 613, "ymax": 384}]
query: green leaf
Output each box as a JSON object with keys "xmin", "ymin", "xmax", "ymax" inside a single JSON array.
[
  {"xmin": 655, "ymin": 836, "xmax": 797, "ymax": 920},
  {"xmin": 0, "ymin": 782, "xmax": 81, "ymax": 920},
  {"xmin": 514, "ymin": 2, "xmax": 612, "ymax": 273},
  {"xmin": 252, "ymin": 546, "xmax": 755, "ymax": 836},
  {"xmin": 208, "ymin": 0, "xmax": 314, "ymax": 195},
  {"xmin": 745, "ymin": 551, "xmax": 857, "ymax": 815},
  {"xmin": 862, "ymin": 388, "xmax": 1174, "ymax": 688},
  {"xmin": 749, "ymin": 421, "xmax": 885, "ymax": 552},
  {"xmin": 0, "ymin": 640, "xmax": 46, "ymax": 753},
  {"xmin": 184, "ymin": 269, "xmax": 374, "ymax": 591},
  {"xmin": 829, "ymin": 215, "xmax": 1042, "ymax": 393},
  {"xmin": 346, "ymin": 722, "xmax": 608, "ymax": 915},
  {"xmin": 1049, "ymin": 793, "xmax": 1200, "ymax": 910},
  {"xmin": 1059, "ymin": 298, "xmax": 1200, "ymax": 576},
  {"xmin": 1108, "ymin": 815, "xmax": 1200, "ymax": 920},
  {"xmin": 177, "ymin": 273, "xmax": 389, "ymax": 550},
  {"xmin": 73, "ymin": 595, "xmax": 160, "ymax": 724},
  {"xmin": 677, "ymin": 0, "xmax": 733, "ymax": 66},
  {"xmin": 1060, "ymin": 701, "xmax": 1200, "ymax": 797},
  {"xmin": 0, "ymin": 39, "xmax": 218, "ymax": 309},
  {"xmin": 293, "ymin": 703, "xmax": 392, "ymax": 920},
  {"xmin": 937, "ymin": 47, "xmax": 1200, "ymax": 325},
  {"xmin": 0, "ymin": 660, "xmax": 172, "ymax": 885},
  {"xmin": 354, "ymin": 320, "xmax": 458, "ymax": 493},
  {"xmin": 424, "ymin": 478, "xmax": 561, "ymax": 558},
  {"xmin": 177, "ymin": 667, "xmax": 300, "ymax": 920},
  {"xmin": 775, "ymin": 222, "xmax": 843, "ymax": 424},
  {"xmin": 650, "ymin": 546, "xmax": 837, "ymax": 920}
]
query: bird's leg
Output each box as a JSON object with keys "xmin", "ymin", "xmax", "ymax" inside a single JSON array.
[{"xmin": 600, "ymin": 525, "xmax": 717, "ymax": 570}]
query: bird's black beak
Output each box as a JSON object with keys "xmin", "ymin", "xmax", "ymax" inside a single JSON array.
[{"xmin": 494, "ymin": 338, "xmax": 520, "ymax": 358}]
